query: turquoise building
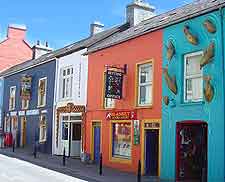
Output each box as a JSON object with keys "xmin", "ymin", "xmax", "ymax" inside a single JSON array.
[{"xmin": 162, "ymin": 7, "xmax": 225, "ymax": 182}]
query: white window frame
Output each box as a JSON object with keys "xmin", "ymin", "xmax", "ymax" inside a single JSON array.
[
  {"xmin": 38, "ymin": 77, "xmax": 47, "ymax": 107},
  {"xmin": 21, "ymin": 99, "xmax": 29, "ymax": 110},
  {"xmin": 9, "ymin": 86, "xmax": 16, "ymax": 111},
  {"xmin": 184, "ymin": 51, "xmax": 203, "ymax": 103},
  {"xmin": 60, "ymin": 66, "xmax": 74, "ymax": 100},
  {"xmin": 39, "ymin": 115, "xmax": 47, "ymax": 143},
  {"xmin": 137, "ymin": 62, "xmax": 153, "ymax": 107}
]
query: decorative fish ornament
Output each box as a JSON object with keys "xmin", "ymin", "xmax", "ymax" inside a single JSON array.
[
  {"xmin": 200, "ymin": 42, "xmax": 215, "ymax": 69},
  {"xmin": 183, "ymin": 25, "xmax": 198, "ymax": 45},
  {"xmin": 163, "ymin": 66, "xmax": 177, "ymax": 95},
  {"xmin": 204, "ymin": 76, "xmax": 214, "ymax": 102},
  {"xmin": 163, "ymin": 96, "xmax": 169, "ymax": 105},
  {"xmin": 166, "ymin": 41, "xmax": 175, "ymax": 61},
  {"xmin": 203, "ymin": 20, "xmax": 216, "ymax": 33}
]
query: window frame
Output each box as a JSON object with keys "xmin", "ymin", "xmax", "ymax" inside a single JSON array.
[
  {"xmin": 39, "ymin": 115, "xmax": 47, "ymax": 143},
  {"xmin": 60, "ymin": 66, "xmax": 74, "ymax": 100},
  {"xmin": 136, "ymin": 61, "xmax": 153, "ymax": 107},
  {"xmin": 21, "ymin": 99, "xmax": 29, "ymax": 110},
  {"xmin": 37, "ymin": 77, "xmax": 47, "ymax": 107},
  {"xmin": 183, "ymin": 51, "xmax": 203, "ymax": 103},
  {"xmin": 9, "ymin": 86, "xmax": 16, "ymax": 111}
]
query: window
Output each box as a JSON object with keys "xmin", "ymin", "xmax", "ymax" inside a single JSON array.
[
  {"xmin": 137, "ymin": 63, "xmax": 153, "ymax": 106},
  {"xmin": 39, "ymin": 115, "xmax": 47, "ymax": 143},
  {"xmin": 112, "ymin": 122, "xmax": 131, "ymax": 159},
  {"xmin": 4, "ymin": 117, "xmax": 10, "ymax": 133},
  {"xmin": 9, "ymin": 86, "xmax": 16, "ymax": 110},
  {"xmin": 103, "ymin": 72, "xmax": 115, "ymax": 109},
  {"xmin": 60, "ymin": 67, "xmax": 73, "ymax": 99},
  {"xmin": 21, "ymin": 99, "xmax": 29, "ymax": 110},
  {"xmin": 184, "ymin": 52, "xmax": 203, "ymax": 102},
  {"xmin": 38, "ymin": 78, "xmax": 47, "ymax": 107}
]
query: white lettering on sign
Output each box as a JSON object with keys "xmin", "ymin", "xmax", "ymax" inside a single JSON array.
[
  {"xmin": 18, "ymin": 111, "xmax": 25, "ymax": 116},
  {"xmin": 10, "ymin": 111, "xmax": 17, "ymax": 116},
  {"xmin": 26, "ymin": 109, "xmax": 39, "ymax": 116},
  {"xmin": 41, "ymin": 110, "xmax": 47, "ymax": 114}
]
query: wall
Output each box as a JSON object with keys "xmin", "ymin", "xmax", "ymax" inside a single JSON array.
[
  {"xmin": 0, "ymin": 78, "xmax": 4, "ymax": 127},
  {"xmin": 2, "ymin": 61, "xmax": 56, "ymax": 153},
  {"xmin": 162, "ymin": 10, "xmax": 224, "ymax": 181},
  {"xmin": 86, "ymin": 30, "xmax": 162, "ymax": 173}
]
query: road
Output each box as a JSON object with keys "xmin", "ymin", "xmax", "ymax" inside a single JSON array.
[{"xmin": 0, "ymin": 154, "xmax": 88, "ymax": 182}]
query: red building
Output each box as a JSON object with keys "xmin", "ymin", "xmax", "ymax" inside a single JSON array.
[{"xmin": 0, "ymin": 24, "xmax": 32, "ymax": 71}]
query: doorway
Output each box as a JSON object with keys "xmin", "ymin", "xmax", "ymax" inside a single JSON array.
[
  {"xmin": 145, "ymin": 129, "xmax": 159, "ymax": 176},
  {"xmin": 20, "ymin": 117, "xmax": 27, "ymax": 147},
  {"xmin": 93, "ymin": 123, "xmax": 101, "ymax": 163},
  {"xmin": 176, "ymin": 121, "xmax": 208, "ymax": 181}
]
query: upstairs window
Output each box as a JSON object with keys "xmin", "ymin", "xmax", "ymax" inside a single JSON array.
[
  {"xmin": 39, "ymin": 115, "xmax": 47, "ymax": 143},
  {"xmin": 137, "ymin": 63, "xmax": 153, "ymax": 106},
  {"xmin": 38, "ymin": 77, "xmax": 47, "ymax": 107},
  {"xmin": 184, "ymin": 52, "xmax": 203, "ymax": 102},
  {"xmin": 61, "ymin": 67, "xmax": 73, "ymax": 99},
  {"xmin": 9, "ymin": 86, "xmax": 16, "ymax": 110}
]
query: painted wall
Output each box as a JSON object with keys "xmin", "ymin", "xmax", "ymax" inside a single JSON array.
[
  {"xmin": 0, "ymin": 78, "xmax": 4, "ymax": 127},
  {"xmin": 86, "ymin": 30, "xmax": 162, "ymax": 173},
  {"xmin": 0, "ymin": 26, "xmax": 32, "ymax": 72},
  {"xmin": 53, "ymin": 49, "xmax": 88, "ymax": 154},
  {"xmin": 2, "ymin": 61, "xmax": 56, "ymax": 153},
  {"xmin": 162, "ymin": 10, "xmax": 224, "ymax": 181}
]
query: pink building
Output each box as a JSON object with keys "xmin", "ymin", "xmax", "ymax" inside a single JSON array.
[{"xmin": 0, "ymin": 24, "xmax": 33, "ymax": 72}]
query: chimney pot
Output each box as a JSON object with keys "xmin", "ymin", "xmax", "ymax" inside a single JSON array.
[
  {"xmin": 90, "ymin": 21, "xmax": 104, "ymax": 36},
  {"xmin": 46, "ymin": 41, "xmax": 48, "ymax": 47},
  {"xmin": 37, "ymin": 40, "xmax": 40, "ymax": 45}
]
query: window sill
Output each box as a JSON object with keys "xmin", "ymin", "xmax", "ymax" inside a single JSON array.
[
  {"xmin": 110, "ymin": 157, "xmax": 132, "ymax": 164},
  {"xmin": 39, "ymin": 140, "xmax": 47, "ymax": 144},
  {"xmin": 37, "ymin": 105, "xmax": 46, "ymax": 108},
  {"xmin": 180, "ymin": 101, "xmax": 205, "ymax": 107},
  {"xmin": 135, "ymin": 105, "xmax": 153, "ymax": 109}
]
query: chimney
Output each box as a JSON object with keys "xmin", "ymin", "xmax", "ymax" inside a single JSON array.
[
  {"xmin": 7, "ymin": 24, "xmax": 27, "ymax": 40},
  {"xmin": 90, "ymin": 21, "xmax": 104, "ymax": 36},
  {"xmin": 32, "ymin": 40, "xmax": 53, "ymax": 59},
  {"xmin": 126, "ymin": 0, "xmax": 155, "ymax": 26}
]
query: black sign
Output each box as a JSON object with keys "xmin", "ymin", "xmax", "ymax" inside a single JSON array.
[{"xmin": 105, "ymin": 70, "xmax": 123, "ymax": 100}]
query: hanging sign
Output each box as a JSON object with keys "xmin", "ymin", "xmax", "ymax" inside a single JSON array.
[
  {"xmin": 20, "ymin": 75, "xmax": 32, "ymax": 100},
  {"xmin": 133, "ymin": 120, "xmax": 140, "ymax": 145},
  {"xmin": 106, "ymin": 110, "xmax": 137, "ymax": 120},
  {"xmin": 105, "ymin": 70, "xmax": 123, "ymax": 100}
]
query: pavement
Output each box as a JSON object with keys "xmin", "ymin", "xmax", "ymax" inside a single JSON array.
[{"xmin": 0, "ymin": 147, "xmax": 169, "ymax": 182}]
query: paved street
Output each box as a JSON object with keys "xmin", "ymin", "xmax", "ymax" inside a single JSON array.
[{"xmin": 0, "ymin": 154, "xmax": 87, "ymax": 182}]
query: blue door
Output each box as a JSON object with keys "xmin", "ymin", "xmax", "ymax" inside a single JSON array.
[
  {"xmin": 145, "ymin": 129, "xmax": 159, "ymax": 176},
  {"xmin": 94, "ymin": 126, "xmax": 101, "ymax": 163}
]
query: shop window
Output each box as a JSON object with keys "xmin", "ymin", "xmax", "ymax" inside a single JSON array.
[
  {"xmin": 38, "ymin": 77, "xmax": 47, "ymax": 107},
  {"xmin": 72, "ymin": 123, "xmax": 81, "ymax": 141},
  {"xmin": 103, "ymin": 72, "xmax": 115, "ymax": 109},
  {"xmin": 21, "ymin": 99, "xmax": 29, "ymax": 110},
  {"xmin": 62, "ymin": 122, "xmax": 69, "ymax": 140},
  {"xmin": 9, "ymin": 86, "xmax": 16, "ymax": 110},
  {"xmin": 137, "ymin": 63, "xmax": 153, "ymax": 106},
  {"xmin": 60, "ymin": 67, "xmax": 73, "ymax": 99},
  {"xmin": 39, "ymin": 115, "xmax": 47, "ymax": 143},
  {"xmin": 112, "ymin": 122, "xmax": 131, "ymax": 159},
  {"xmin": 184, "ymin": 52, "xmax": 203, "ymax": 102}
]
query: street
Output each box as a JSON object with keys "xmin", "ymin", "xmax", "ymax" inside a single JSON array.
[{"xmin": 0, "ymin": 154, "xmax": 87, "ymax": 182}]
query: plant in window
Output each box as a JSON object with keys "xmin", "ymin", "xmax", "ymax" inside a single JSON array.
[
  {"xmin": 203, "ymin": 20, "xmax": 216, "ymax": 33},
  {"xmin": 183, "ymin": 25, "xmax": 198, "ymax": 45},
  {"xmin": 163, "ymin": 66, "xmax": 177, "ymax": 95},
  {"xmin": 203, "ymin": 76, "xmax": 214, "ymax": 102},
  {"xmin": 200, "ymin": 42, "xmax": 215, "ymax": 69}
]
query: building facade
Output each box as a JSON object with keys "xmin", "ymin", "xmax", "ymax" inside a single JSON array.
[
  {"xmin": 161, "ymin": 9, "xmax": 225, "ymax": 181},
  {"xmin": 2, "ymin": 60, "xmax": 56, "ymax": 153},
  {"xmin": 85, "ymin": 29, "xmax": 162, "ymax": 175}
]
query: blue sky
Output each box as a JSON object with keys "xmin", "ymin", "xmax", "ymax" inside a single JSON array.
[{"xmin": 0, "ymin": 0, "xmax": 193, "ymax": 49}]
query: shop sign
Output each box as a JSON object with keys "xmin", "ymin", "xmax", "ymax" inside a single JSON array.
[
  {"xmin": 106, "ymin": 111, "xmax": 137, "ymax": 120},
  {"xmin": 105, "ymin": 70, "xmax": 123, "ymax": 100},
  {"xmin": 10, "ymin": 111, "xmax": 17, "ymax": 116},
  {"xmin": 26, "ymin": 109, "xmax": 39, "ymax": 116},
  {"xmin": 41, "ymin": 110, "xmax": 48, "ymax": 114},
  {"xmin": 133, "ymin": 120, "xmax": 140, "ymax": 145},
  {"xmin": 20, "ymin": 75, "xmax": 32, "ymax": 100},
  {"xmin": 18, "ymin": 111, "xmax": 26, "ymax": 116}
]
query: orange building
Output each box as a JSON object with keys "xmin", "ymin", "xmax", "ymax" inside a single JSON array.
[{"xmin": 85, "ymin": 28, "xmax": 163, "ymax": 175}]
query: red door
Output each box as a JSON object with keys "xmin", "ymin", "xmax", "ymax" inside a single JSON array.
[{"xmin": 176, "ymin": 121, "xmax": 207, "ymax": 181}]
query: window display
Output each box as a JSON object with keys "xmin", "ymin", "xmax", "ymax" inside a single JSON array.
[{"xmin": 112, "ymin": 122, "xmax": 131, "ymax": 159}]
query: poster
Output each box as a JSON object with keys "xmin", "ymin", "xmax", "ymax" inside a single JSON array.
[{"xmin": 133, "ymin": 120, "xmax": 140, "ymax": 145}]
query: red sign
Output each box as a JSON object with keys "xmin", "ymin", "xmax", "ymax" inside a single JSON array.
[{"xmin": 106, "ymin": 111, "xmax": 137, "ymax": 120}]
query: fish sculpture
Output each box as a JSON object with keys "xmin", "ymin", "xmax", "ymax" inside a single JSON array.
[
  {"xmin": 203, "ymin": 76, "xmax": 214, "ymax": 102},
  {"xmin": 163, "ymin": 66, "xmax": 177, "ymax": 95},
  {"xmin": 166, "ymin": 41, "xmax": 175, "ymax": 61},
  {"xmin": 203, "ymin": 20, "xmax": 216, "ymax": 33},
  {"xmin": 163, "ymin": 96, "xmax": 169, "ymax": 105},
  {"xmin": 183, "ymin": 25, "xmax": 198, "ymax": 45},
  {"xmin": 200, "ymin": 42, "xmax": 215, "ymax": 69}
]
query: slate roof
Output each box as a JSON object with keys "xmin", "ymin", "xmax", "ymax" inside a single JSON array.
[
  {"xmin": 0, "ymin": 23, "xmax": 129, "ymax": 77},
  {"xmin": 87, "ymin": 0, "xmax": 225, "ymax": 54}
]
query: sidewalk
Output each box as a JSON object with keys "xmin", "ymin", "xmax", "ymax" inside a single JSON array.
[{"xmin": 0, "ymin": 147, "xmax": 169, "ymax": 182}]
